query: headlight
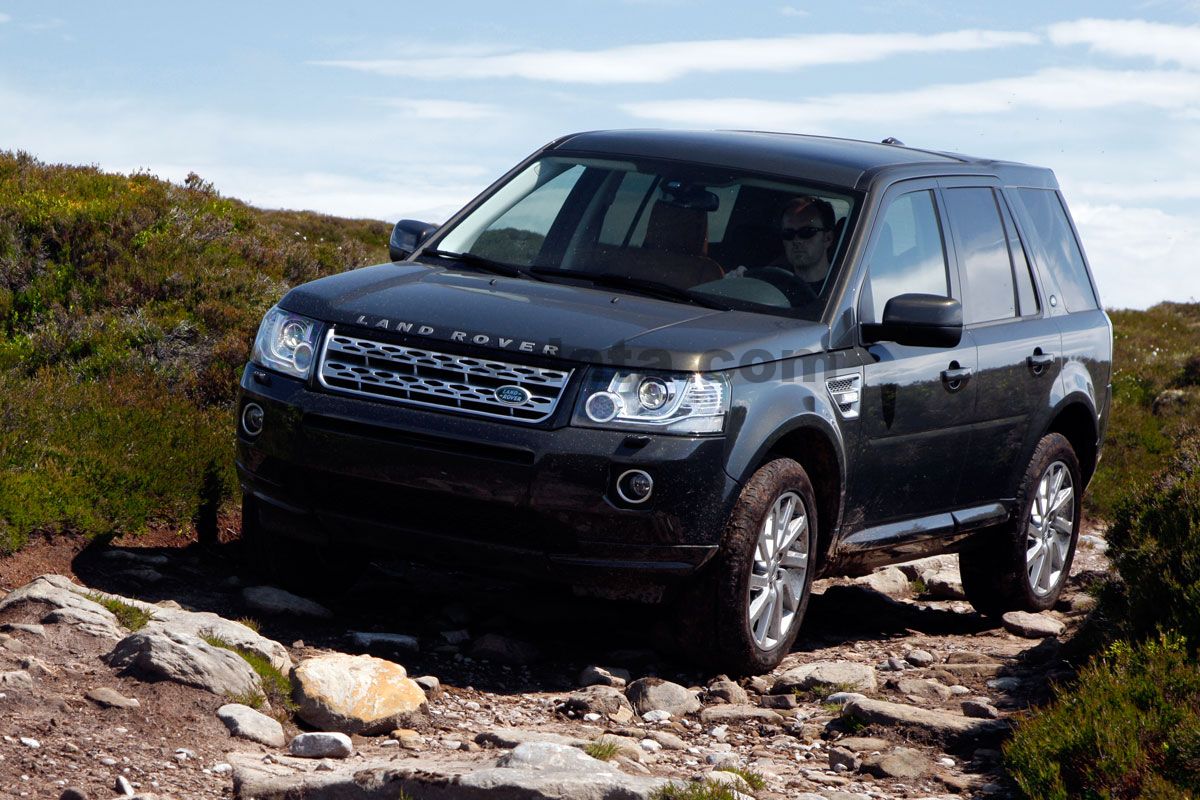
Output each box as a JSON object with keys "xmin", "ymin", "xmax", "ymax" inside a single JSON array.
[
  {"xmin": 251, "ymin": 307, "xmax": 322, "ymax": 379},
  {"xmin": 573, "ymin": 368, "xmax": 730, "ymax": 435}
]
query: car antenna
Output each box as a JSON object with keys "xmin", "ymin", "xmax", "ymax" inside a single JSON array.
[{"xmin": 881, "ymin": 137, "xmax": 905, "ymax": 146}]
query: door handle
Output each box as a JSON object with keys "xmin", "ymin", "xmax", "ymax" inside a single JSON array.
[
  {"xmin": 941, "ymin": 361, "xmax": 973, "ymax": 392},
  {"xmin": 1027, "ymin": 348, "xmax": 1056, "ymax": 376}
]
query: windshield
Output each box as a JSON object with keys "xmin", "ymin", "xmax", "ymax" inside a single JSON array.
[{"xmin": 433, "ymin": 154, "xmax": 860, "ymax": 320}]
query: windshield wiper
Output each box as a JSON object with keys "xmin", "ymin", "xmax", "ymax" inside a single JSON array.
[
  {"xmin": 529, "ymin": 267, "xmax": 731, "ymax": 311},
  {"xmin": 422, "ymin": 249, "xmax": 531, "ymax": 279}
]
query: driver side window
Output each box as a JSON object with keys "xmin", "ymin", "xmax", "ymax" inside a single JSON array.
[{"xmin": 860, "ymin": 190, "xmax": 950, "ymax": 324}]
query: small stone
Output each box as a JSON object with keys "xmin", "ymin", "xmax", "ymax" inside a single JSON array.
[
  {"xmin": 860, "ymin": 746, "xmax": 929, "ymax": 779},
  {"xmin": 707, "ymin": 679, "xmax": 749, "ymax": 705},
  {"xmin": 174, "ymin": 747, "xmax": 197, "ymax": 762},
  {"xmin": 825, "ymin": 691, "xmax": 866, "ymax": 706},
  {"xmin": 746, "ymin": 676, "xmax": 770, "ymax": 694},
  {"xmin": 828, "ymin": 746, "xmax": 861, "ymax": 772},
  {"xmin": 212, "ymin": 763, "xmax": 232, "ymax": 774},
  {"xmin": 349, "ymin": 631, "xmax": 419, "ymax": 654},
  {"xmin": 886, "ymin": 657, "xmax": 908, "ymax": 671},
  {"xmin": 579, "ymin": 665, "xmax": 631, "ymax": 689},
  {"xmin": 414, "ymin": 675, "xmax": 441, "ymax": 697},
  {"xmin": 626, "ymin": 677, "xmax": 702, "ymax": 716},
  {"xmin": 217, "ymin": 703, "xmax": 286, "ymax": 747},
  {"xmin": 949, "ymin": 685, "xmax": 971, "ymax": 695},
  {"xmin": 85, "ymin": 688, "xmax": 140, "ymax": 709},
  {"xmin": 561, "ymin": 685, "xmax": 634, "ymax": 718},
  {"xmin": 905, "ymin": 649, "xmax": 935, "ymax": 668},
  {"xmin": 242, "ymin": 586, "xmax": 333, "ymax": 619},
  {"xmin": 0, "ymin": 623, "xmax": 45, "ymax": 637},
  {"xmin": 57, "ymin": 789, "xmax": 88, "ymax": 800},
  {"xmin": 470, "ymin": 633, "xmax": 541, "ymax": 665},
  {"xmin": 583, "ymin": 712, "xmax": 602, "ymax": 722},
  {"xmin": 0, "ymin": 671, "xmax": 34, "ymax": 691},
  {"xmin": 962, "ymin": 700, "xmax": 1001, "ymax": 719},
  {"xmin": 289, "ymin": 732, "xmax": 353, "ymax": 759},
  {"xmin": 986, "ymin": 677, "xmax": 1023, "ymax": 692},
  {"xmin": 854, "ymin": 566, "xmax": 912, "ymax": 597},
  {"xmin": 699, "ymin": 704, "xmax": 783, "ymax": 726},
  {"xmin": 19, "ymin": 737, "xmax": 39, "ymax": 749},
  {"xmin": 759, "ymin": 694, "xmax": 799, "ymax": 710},
  {"xmin": 774, "ymin": 661, "xmax": 877, "ymax": 694},
  {"xmin": 835, "ymin": 736, "xmax": 889, "ymax": 753},
  {"xmin": 938, "ymin": 756, "xmax": 956, "ymax": 767},
  {"xmin": 1002, "ymin": 611, "xmax": 1066, "ymax": 639},
  {"xmin": 391, "ymin": 728, "xmax": 423, "ymax": 750},
  {"xmin": 115, "ymin": 775, "xmax": 134, "ymax": 796},
  {"xmin": 647, "ymin": 730, "xmax": 688, "ymax": 750},
  {"xmin": 894, "ymin": 677, "xmax": 952, "ymax": 701},
  {"xmin": 643, "ymin": 709, "xmax": 672, "ymax": 723}
]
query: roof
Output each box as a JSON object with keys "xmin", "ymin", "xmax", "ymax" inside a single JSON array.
[{"xmin": 552, "ymin": 129, "xmax": 1045, "ymax": 190}]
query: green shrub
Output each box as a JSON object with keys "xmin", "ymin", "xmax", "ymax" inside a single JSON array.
[
  {"xmin": 202, "ymin": 635, "xmax": 296, "ymax": 714},
  {"xmin": 86, "ymin": 592, "xmax": 153, "ymax": 631},
  {"xmin": 1005, "ymin": 634, "xmax": 1200, "ymax": 799},
  {"xmin": 714, "ymin": 767, "xmax": 766, "ymax": 790},
  {"xmin": 583, "ymin": 740, "xmax": 621, "ymax": 761},
  {"xmin": 1104, "ymin": 433, "xmax": 1200, "ymax": 647},
  {"xmin": 651, "ymin": 781, "xmax": 742, "ymax": 800}
]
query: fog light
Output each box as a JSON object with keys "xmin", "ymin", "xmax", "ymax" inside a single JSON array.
[
  {"xmin": 241, "ymin": 402, "xmax": 265, "ymax": 437},
  {"xmin": 616, "ymin": 469, "xmax": 654, "ymax": 504}
]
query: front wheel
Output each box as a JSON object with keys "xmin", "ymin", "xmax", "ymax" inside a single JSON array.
[
  {"xmin": 960, "ymin": 433, "xmax": 1082, "ymax": 617},
  {"xmin": 699, "ymin": 458, "xmax": 819, "ymax": 675}
]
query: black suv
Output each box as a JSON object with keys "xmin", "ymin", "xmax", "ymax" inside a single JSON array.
[{"xmin": 236, "ymin": 131, "xmax": 1111, "ymax": 674}]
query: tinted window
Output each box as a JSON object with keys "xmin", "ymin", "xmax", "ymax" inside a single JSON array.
[
  {"xmin": 861, "ymin": 190, "xmax": 949, "ymax": 324},
  {"xmin": 1012, "ymin": 188, "xmax": 1098, "ymax": 311},
  {"xmin": 999, "ymin": 196, "xmax": 1039, "ymax": 316},
  {"xmin": 945, "ymin": 188, "xmax": 1015, "ymax": 324}
]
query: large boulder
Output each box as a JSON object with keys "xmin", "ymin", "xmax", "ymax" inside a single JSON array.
[
  {"xmin": 106, "ymin": 630, "xmax": 261, "ymax": 698},
  {"xmin": 292, "ymin": 653, "xmax": 426, "ymax": 735},
  {"xmin": 0, "ymin": 575, "xmax": 124, "ymax": 640}
]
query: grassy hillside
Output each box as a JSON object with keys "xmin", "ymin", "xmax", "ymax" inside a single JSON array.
[{"xmin": 0, "ymin": 151, "xmax": 389, "ymax": 552}]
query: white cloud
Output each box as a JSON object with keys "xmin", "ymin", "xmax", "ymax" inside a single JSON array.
[
  {"xmin": 1072, "ymin": 203, "xmax": 1200, "ymax": 309},
  {"xmin": 0, "ymin": 13, "xmax": 11, "ymax": 23},
  {"xmin": 381, "ymin": 98, "xmax": 499, "ymax": 120},
  {"xmin": 779, "ymin": 6, "xmax": 810, "ymax": 17},
  {"xmin": 315, "ymin": 29, "xmax": 1038, "ymax": 84},
  {"xmin": 621, "ymin": 68, "xmax": 1200, "ymax": 128},
  {"xmin": 1048, "ymin": 18, "xmax": 1200, "ymax": 70}
]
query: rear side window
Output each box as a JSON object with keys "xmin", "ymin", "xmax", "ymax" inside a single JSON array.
[
  {"xmin": 1011, "ymin": 188, "xmax": 1098, "ymax": 311},
  {"xmin": 860, "ymin": 190, "xmax": 949, "ymax": 324},
  {"xmin": 944, "ymin": 187, "xmax": 1015, "ymax": 324},
  {"xmin": 999, "ymin": 197, "xmax": 1039, "ymax": 316}
]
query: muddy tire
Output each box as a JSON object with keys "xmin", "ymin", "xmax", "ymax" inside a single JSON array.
[
  {"xmin": 682, "ymin": 458, "xmax": 818, "ymax": 676},
  {"xmin": 960, "ymin": 433, "xmax": 1082, "ymax": 617}
]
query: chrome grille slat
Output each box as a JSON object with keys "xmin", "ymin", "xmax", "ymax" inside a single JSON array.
[{"xmin": 318, "ymin": 331, "xmax": 571, "ymax": 423}]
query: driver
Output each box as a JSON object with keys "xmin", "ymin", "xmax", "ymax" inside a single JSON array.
[
  {"xmin": 726, "ymin": 196, "xmax": 837, "ymax": 305},
  {"xmin": 775, "ymin": 196, "xmax": 837, "ymax": 295}
]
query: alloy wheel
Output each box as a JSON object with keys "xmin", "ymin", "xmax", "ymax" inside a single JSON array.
[
  {"xmin": 1026, "ymin": 460, "xmax": 1075, "ymax": 596},
  {"xmin": 748, "ymin": 491, "xmax": 810, "ymax": 650}
]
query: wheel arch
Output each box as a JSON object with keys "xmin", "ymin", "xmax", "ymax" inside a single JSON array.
[
  {"xmin": 754, "ymin": 420, "xmax": 844, "ymax": 573},
  {"xmin": 1044, "ymin": 397, "xmax": 1099, "ymax": 487}
]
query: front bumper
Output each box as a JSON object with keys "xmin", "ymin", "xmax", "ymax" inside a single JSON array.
[{"xmin": 236, "ymin": 366, "xmax": 739, "ymax": 587}]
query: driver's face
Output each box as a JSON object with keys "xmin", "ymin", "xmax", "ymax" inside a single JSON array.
[{"xmin": 781, "ymin": 209, "xmax": 833, "ymax": 270}]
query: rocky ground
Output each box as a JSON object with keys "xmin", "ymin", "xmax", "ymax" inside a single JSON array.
[{"xmin": 0, "ymin": 521, "xmax": 1111, "ymax": 800}]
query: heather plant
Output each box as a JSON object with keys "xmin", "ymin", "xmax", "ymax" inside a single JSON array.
[{"xmin": 0, "ymin": 150, "xmax": 389, "ymax": 551}]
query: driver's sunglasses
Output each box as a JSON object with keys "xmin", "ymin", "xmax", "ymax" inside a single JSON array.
[{"xmin": 781, "ymin": 226, "xmax": 827, "ymax": 241}]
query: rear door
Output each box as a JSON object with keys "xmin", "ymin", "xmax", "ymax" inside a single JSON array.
[
  {"xmin": 941, "ymin": 181, "xmax": 1062, "ymax": 507},
  {"xmin": 846, "ymin": 181, "xmax": 978, "ymax": 528}
]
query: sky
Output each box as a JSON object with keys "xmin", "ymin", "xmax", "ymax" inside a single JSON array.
[{"xmin": 0, "ymin": 2, "xmax": 1197, "ymax": 310}]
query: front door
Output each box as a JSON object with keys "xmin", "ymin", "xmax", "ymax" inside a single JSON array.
[{"xmin": 846, "ymin": 184, "xmax": 978, "ymax": 530}]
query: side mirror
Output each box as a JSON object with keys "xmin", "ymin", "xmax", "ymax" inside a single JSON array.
[
  {"xmin": 862, "ymin": 294, "xmax": 963, "ymax": 348},
  {"xmin": 389, "ymin": 219, "xmax": 439, "ymax": 262}
]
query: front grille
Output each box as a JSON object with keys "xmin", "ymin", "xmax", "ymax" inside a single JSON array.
[{"xmin": 317, "ymin": 330, "xmax": 572, "ymax": 423}]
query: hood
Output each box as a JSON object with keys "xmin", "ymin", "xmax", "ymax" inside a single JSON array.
[{"xmin": 280, "ymin": 262, "xmax": 828, "ymax": 371}]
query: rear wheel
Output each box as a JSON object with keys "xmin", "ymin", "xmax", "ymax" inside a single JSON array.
[
  {"xmin": 961, "ymin": 433, "xmax": 1082, "ymax": 617},
  {"xmin": 693, "ymin": 458, "xmax": 818, "ymax": 675}
]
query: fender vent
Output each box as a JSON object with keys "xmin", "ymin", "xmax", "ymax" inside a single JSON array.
[{"xmin": 826, "ymin": 374, "xmax": 862, "ymax": 420}]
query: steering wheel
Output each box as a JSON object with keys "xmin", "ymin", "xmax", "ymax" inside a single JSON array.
[{"xmin": 751, "ymin": 267, "xmax": 819, "ymax": 305}]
